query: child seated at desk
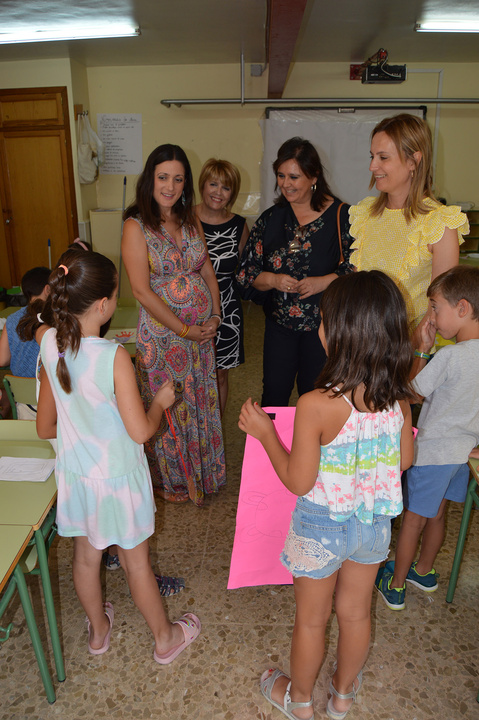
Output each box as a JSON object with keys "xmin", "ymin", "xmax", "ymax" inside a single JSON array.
[
  {"xmin": 0, "ymin": 266, "xmax": 50, "ymax": 418},
  {"xmin": 376, "ymin": 265, "xmax": 479, "ymax": 609}
]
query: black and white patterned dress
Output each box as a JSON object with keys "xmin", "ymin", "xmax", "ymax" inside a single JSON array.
[{"xmin": 201, "ymin": 214, "xmax": 246, "ymax": 369}]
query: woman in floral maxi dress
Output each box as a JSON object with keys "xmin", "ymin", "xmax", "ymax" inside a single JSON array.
[{"xmin": 122, "ymin": 144, "xmax": 225, "ymax": 505}]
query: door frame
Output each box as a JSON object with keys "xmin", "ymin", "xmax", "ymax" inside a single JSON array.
[{"xmin": 0, "ymin": 86, "xmax": 78, "ymax": 285}]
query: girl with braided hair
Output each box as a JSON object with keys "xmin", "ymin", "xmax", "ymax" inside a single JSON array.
[{"xmin": 37, "ymin": 251, "xmax": 201, "ymax": 662}]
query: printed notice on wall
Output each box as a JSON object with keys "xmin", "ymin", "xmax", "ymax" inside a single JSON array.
[{"xmin": 97, "ymin": 114, "xmax": 142, "ymax": 174}]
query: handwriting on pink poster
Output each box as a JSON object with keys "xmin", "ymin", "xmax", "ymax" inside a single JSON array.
[{"xmin": 228, "ymin": 407, "xmax": 296, "ymax": 589}]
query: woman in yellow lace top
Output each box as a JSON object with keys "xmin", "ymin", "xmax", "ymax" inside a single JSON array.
[{"xmin": 349, "ymin": 114, "xmax": 469, "ymax": 342}]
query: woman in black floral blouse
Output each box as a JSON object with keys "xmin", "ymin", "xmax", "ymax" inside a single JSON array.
[{"xmin": 237, "ymin": 137, "xmax": 353, "ymax": 406}]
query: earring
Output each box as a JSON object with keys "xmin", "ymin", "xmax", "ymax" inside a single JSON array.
[
  {"xmin": 311, "ymin": 183, "xmax": 317, "ymax": 192},
  {"xmin": 411, "ymin": 171, "xmax": 414, "ymax": 178},
  {"xmin": 181, "ymin": 191, "xmax": 186, "ymax": 205}
]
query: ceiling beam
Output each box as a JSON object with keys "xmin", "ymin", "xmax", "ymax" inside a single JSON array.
[{"xmin": 267, "ymin": 0, "xmax": 308, "ymax": 99}]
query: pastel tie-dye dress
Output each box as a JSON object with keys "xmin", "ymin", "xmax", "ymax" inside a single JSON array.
[
  {"xmin": 41, "ymin": 328, "xmax": 155, "ymax": 550},
  {"xmin": 304, "ymin": 393, "xmax": 404, "ymax": 524}
]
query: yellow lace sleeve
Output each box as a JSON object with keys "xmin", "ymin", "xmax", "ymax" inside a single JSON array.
[
  {"xmin": 418, "ymin": 203, "xmax": 469, "ymax": 247},
  {"xmin": 349, "ymin": 197, "xmax": 376, "ymax": 267}
]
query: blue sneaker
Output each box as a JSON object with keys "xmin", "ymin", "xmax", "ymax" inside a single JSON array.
[
  {"xmin": 385, "ymin": 560, "xmax": 438, "ymax": 592},
  {"xmin": 375, "ymin": 567, "xmax": 405, "ymax": 610},
  {"xmin": 102, "ymin": 551, "xmax": 121, "ymax": 570},
  {"xmin": 406, "ymin": 562, "xmax": 438, "ymax": 592}
]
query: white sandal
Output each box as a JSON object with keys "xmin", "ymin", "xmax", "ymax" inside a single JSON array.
[
  {"xmin": 326, "ymin": 670, "xmax": 362, "ymax": 720},
  {"xmin": 260, "ymin": 668, "xmax": 314, "ymax": 720}
]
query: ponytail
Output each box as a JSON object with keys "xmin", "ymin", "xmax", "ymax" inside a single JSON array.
[
  {"xmin": 48, "ymin": 252, "xmax": 118, "ymax": 394},
  {"xmin": 16, "ymin": 298, "xmax": 46, "ymax": 342},
  {"xmin": 49, "ymin": 265, "xmax": 81, "ymax": 393}
]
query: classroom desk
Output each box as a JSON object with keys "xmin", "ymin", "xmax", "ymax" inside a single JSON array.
[
  {"xmin": 0, "ymin": 524, "xmax": 56, "ymax": 703},
  {"xmin": 106, "ymin": 305, "xmax": 139, "ymax": 358},
  {"xmin": 0, "ymin": 438, "xmax": 65, "ymax": 685},
  {"xmin": 459, "ymin": 253, "xmax": 479, "ymax": 267}
]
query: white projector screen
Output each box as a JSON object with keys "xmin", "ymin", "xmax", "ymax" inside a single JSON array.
[{"xmin": 260, "ymin": 107, "xmax": 426, "ymax": 212}]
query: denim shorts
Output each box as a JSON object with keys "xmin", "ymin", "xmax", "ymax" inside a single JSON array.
[
  {"xmin": 281, "ymin": 497, "xmax": 392, "ymax": 580},
  {"xmin": 403, "ymin": 463, "xmax": 470, "ymax": 518}
]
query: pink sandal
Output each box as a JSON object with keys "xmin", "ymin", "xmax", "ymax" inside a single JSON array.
[
  {"xmin": 153, "ymin": 613, "xmax": 201, "ymax": 665},
  {"xmin": 87, "ymin": 602, "xmax": 114, "ymax": 655}
]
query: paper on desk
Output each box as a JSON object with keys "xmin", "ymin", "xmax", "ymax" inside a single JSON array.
[
  {"xmin": 0, "ymin": 457, "xmax": 55, "ymax": 482},
  {"xmin": 104, "ymin": 328, "xmax": 137, "ymax": 344}
]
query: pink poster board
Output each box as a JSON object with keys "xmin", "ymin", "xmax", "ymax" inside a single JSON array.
[
  {"xmin": 228, "ymin": 407, "xmax": 297, "ymax": 589},
  {"xmin": 228, "ymin": 407, "xmax": 417, "ymax": 590}
]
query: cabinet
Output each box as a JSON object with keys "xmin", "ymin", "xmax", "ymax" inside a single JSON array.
[{"xmin": 462, "ymin": 210, "xmax": 479, "ymax": 255}]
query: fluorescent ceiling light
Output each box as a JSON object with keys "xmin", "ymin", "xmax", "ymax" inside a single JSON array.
[
  {"xmin": 0, "ymin": 25, "xmax": 140, "ymax": 44},
  {"xmin": 415, "ymin": 20, "xmax": 479, "ymax": 33}
]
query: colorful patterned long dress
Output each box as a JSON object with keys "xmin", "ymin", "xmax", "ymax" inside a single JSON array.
[{"xmin": 132, "ymin": 217, "xmax": 226, "ymax": 506}]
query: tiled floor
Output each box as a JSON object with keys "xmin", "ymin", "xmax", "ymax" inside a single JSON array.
[{"xmin": 1, "ymin": 303, "xmax": 478, "ymax": 719}]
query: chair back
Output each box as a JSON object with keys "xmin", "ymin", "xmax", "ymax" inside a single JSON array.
[
  {"xmin": 3, "ymin": 375, "xmax": 37, "ymax": 419},
  {"xmin": 0, "ymin": 307, "xmax": 20, "ymax": 319}
]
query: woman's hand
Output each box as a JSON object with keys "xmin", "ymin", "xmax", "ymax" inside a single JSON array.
[
  {"xmin": 297, "ymin": 274, "xmax": 342, "ymax": 299},
  {"xmin": 296, "ymin": 276, "xmax": 328, "ymax": 299},
  {"xmin": 238, "ymin": 398, "xmax": 275, "ymax": 441},
  {"xmin": 203, "ymin": 315, "xmax": 221, "ymax": 335},
  {"xmin": 184, "ymin": 323, "xmax": 217, "ymax": 345},
  {"xmin": 152, "ymin": 380, "xmax": 175, "ymax": 411},
  {"xmin": 273, "ymin": 274, "xmax": 299, "ymax": 293}
]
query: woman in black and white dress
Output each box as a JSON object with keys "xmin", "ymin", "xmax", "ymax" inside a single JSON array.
[{"xmin": 195, "ymin": 159, "xmax": 248, "ymax": 414}]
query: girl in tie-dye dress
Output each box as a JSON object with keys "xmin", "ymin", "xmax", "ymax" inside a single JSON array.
[{"xmin": 37, "ymin": 251, "xmax": 201, "ymax": 663}]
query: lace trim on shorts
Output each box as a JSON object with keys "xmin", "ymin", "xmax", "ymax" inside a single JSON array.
[{"xmin": 283, "ymin": 525, "xmax": 336, "ymax": 572}]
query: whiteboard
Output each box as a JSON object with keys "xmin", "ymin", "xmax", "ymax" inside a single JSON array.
[{"xmin": 260, "ymin": 107, "xmax": 426, "ymax": 211}]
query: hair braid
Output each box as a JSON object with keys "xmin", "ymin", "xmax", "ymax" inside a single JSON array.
[{"xmin": 49, "ymin": 267, "xmax": 81, "ymax": 393}]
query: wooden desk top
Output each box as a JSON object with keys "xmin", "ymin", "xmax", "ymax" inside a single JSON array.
[{"xmin": 0, "ymin": 439, "xmax": 57, "ymax": 529}]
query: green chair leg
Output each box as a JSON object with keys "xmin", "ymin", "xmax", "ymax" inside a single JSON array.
[
  {"xmin": 13, "ymin": 565, "xmax": 56, "ymax": 703},
  {"xmin": 34, "ymin": 527, "xmax": 65, "ymax": 682},
  {"xmin": 446, "ymin": 477, "xmax": 479, "ymax": 603}
]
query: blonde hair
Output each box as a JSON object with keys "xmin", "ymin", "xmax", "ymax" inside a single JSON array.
[
  {"xmin": 198, "ymin": 159, "xmax": 241, "ymax": 210},
  {"xmin": 369, "ymin": 114, "xmax": 437, "ymax": 222}
]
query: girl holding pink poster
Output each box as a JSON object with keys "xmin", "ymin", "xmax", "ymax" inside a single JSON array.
[{"xmin": 239, "ymin": 270, "xmax": 414, "ymax": 720}]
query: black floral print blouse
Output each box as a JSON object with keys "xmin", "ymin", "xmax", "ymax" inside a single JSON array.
[{"xmin": 237, "ymin": 199, "xmax": 353, "ymax": 332}]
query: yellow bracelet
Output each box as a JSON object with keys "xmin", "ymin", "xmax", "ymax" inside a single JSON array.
[{"xmin": 178, "ymin": 323, "xmax": 190, "ymax": 338}]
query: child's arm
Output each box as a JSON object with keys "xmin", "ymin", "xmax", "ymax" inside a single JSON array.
[
  {"xmin": 238, "ymin": 394, "xmax": 322, "ymax": 496},
  {"xmin": 0, "ymin": 325, "xmax": 11, "ymax": 367},
  {"xmin": 410, "ymin": 317, "xmax": 436, "ymax": 382},
  {"xmin": 36, "ymin": 366, "xmax": 58, "ymax": 439},
  {"xmin": 114, "ymin": 346, "xmax": 175, "ymax": 444},
  {"xmin": 399, "ymin": 399, "xmax": 414, "ymax": 471}
]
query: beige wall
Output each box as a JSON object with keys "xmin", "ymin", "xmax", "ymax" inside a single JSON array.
[
  {"xmin": 1, "ymin": 58, "xmax": 478, "ymax": 221},
  {"xmin": 86, "ymin": 63, "xmax": 268, "ymax": 217},
  {"xmin": 87, "ymin": 60, "xmax": 479, "ymax": 216},
  {"xmin": 70, "ymin": 59, "xmax": 97, "ymax": 221}
]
